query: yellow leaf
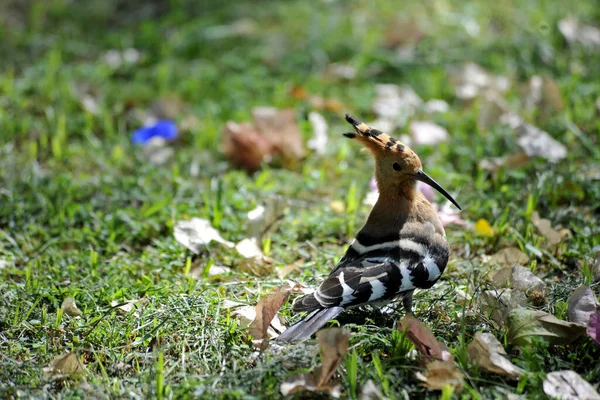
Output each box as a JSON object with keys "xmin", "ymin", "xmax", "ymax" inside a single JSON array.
[{"xmin": 475, "ymin": 219, "xmax": 494, "ymax": 236}]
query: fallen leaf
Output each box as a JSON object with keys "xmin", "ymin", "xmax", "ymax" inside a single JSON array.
[
  {"xmin": 189, "ymin": 264, "xmax": 232, "ymax": 278},
  {"xmin": 558, "ymin": 17, "xmax": 600, "ymax": 50},
  {"xmin": 588, "ymin": 311, "xmax": 600, "ymax": 346},
  {"xmin": 248, "ymin": 287, "xmax": 290, "ymax": 349},
  {"xmin": 424, "ymin": 99, "xmax": 449, "ymax": 114},
  {"xmin": 543, "ymin": 370, "xmax": 600, "ymax": 400},
  {"xmin": 280, "ymin": 328, "xmax": 349, "ymax": 398},
  {"xmin": 174, "ymin": 218, "xmax": 234, "ymax": 254},
  {"xmin": 479, "ymin": 152, "xmax": 530, "ymax": 174},
  {"xmin": 409, "ymin": 121, "xmax": 449, "ymax": 146},
  {"xmin": 222, "ymin": 121, "xmax": 274, "ymax": 173},
  {"xmin": 252, "ymin": 107, "xmax": 305, "ymax": 165},
  {"xmin": 475, "ymin": 219, "xmax": 494, "ymax": 236},
  {"xmin": 481, "ymin": 289, "xmax": 527, "ymax": 328},
  {"xmin": 280, "ymin": 372, "xmax": 341, "ymax": 398},
  {"xmin": 398, "ymin": 314, "xmax": 451, "ymax": 361},
  {"xmin": 489, "ymin": 264, "xmax": 545, "ymax": 294},
  {"xmin": 246, "ymin": 197, "xmax": 288, "ymax": 240},
  {"xmin": 360, "ymin": 379, "xmax": 384, "ymax": 400},
  {"xmin": 61, "ymin": 297, "xmax": 82, "ymax": 317},
  {"xmin": 568, "ymin": 286, "xmax": 599, "ymax": 325},
  {"xmin": 467, "ymin": 332, "xmax": 524, "ymax": 378},
  {"xmin": 415, "ymin": 360, "xmax": 464, "ymax": 392},
  {"xmin": 372, "ymin": 84, "xmax": 422, "ymax": 128},
  {"xmin": 276, "ymin": 260, "xmax": 303, "ymax": 279},
  {"xmin": 516, "ymin": 123, "xmax": 567, "ymax": 163},
  {"xmin": 110, "ymin": 298, "xmax": 149, "ymax": 317},
  {"xmin": 307, "ymin": 112, "xmax": 328, "ymax": 155},
  {"xmin": 455, "ymin": 288, "xmax": 472, "ymax": 307},
  {"xmin": 507, "ymin": 308, "xmax": 586, "ymax": 346},
  {"xmin": 231, "ymin": 304, "xmax": 286, "ymax": 337},
  {"xmin": 531, "ymin": 211, "xmax": 566, "ymax": 245},
  {"xmin": 43, "ymin": 353, "xmax": 85, "ymax": 380},
  {"xmin": 235, "ymin": 238, "xmax": 274, "ymax": 276},
  {"xmin": 452, "ymin": 63, "xmax": 510, "ymax": 100},
  {"xmin": 488, "ymin": 247, "xmax": 530, "ymax": 266}
]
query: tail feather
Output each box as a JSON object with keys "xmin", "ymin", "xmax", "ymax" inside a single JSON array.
[{"xmin": 277, "ymin": 307, "xmax": 344, "ymax": 342}]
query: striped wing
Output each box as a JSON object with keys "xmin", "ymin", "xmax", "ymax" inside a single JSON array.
[{"xmin": 293, "ymin": 224, "xmax": 449, "ymax": 312}]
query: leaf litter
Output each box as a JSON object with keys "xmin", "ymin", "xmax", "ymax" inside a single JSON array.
[
  {"xmin": 467, "ymin": 332, "xmax": 524, "ymax": 378},
  {"xmin": 174, "ymin": 218, "xmax": 234, "ymax": 254},
  {"xmin": 280, "ymin": 328, "xmax": 349, "ymax": 398},
  {"xmin": 61, "ymin": 297, "xmax": 82, "ymax": 317},
  {"xmin": 543, "ymin": 370, "xmax": 600, "ymax": 400},
  {"xmin": 43, "ymin": 353, "xmax": 86, "ymax": 380},
  {"xmin": 248, "ymin": 287, "xmax": 290, "ymax": 349},
  {"xmin": 507, "ymin": 308, "xmax": 586, "ymax": 346},
  {"xmin": 567, "ymin": 286, "xmax": 599, "ymax": 325}
]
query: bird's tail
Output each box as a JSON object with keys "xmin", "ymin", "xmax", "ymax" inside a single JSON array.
[{"xmin": 277, "ymin": 306, "xmax": 344, "ymax": 342}]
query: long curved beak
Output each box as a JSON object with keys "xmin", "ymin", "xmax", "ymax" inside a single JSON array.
[{"xmin": 413, "ymin": 169, "xmax": 461, "ymax": 210}]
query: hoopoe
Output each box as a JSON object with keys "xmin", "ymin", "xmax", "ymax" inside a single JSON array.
[{"xmin": 278, "ymin": 114, "xmax": 461, "ymax": 342}]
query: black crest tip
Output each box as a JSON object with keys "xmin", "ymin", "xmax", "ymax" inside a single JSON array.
[
  {"xmin": 345, "ymin": 114, "xmax": 361, "ymax": 126},
  {"xmin": 343, "ymin": 132, "xmax": 357, "ymax": 138}
]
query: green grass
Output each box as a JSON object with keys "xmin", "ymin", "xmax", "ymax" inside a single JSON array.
[{"xmin": 1, "ymin": 0, "xmax": 600, "ymax": 398}]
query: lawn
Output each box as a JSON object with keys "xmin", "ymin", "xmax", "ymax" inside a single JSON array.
[{"xmin": 1, "ymin": 0, "xmax": 599, "ymax": 398}]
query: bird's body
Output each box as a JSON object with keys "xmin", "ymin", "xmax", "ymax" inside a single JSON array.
[{"xmin": 278, "ymin": 115, "xmax": 461, "ymax": 342}]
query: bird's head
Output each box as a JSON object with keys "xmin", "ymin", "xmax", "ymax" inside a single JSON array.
[{"xmin": 344, "ymin": 114, "xmax": 461, "ymax": 210}]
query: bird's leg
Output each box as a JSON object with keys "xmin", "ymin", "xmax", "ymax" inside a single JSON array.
[{"xmin": 402, "ymin": 290, "xmax": 415, "ymax": 315}]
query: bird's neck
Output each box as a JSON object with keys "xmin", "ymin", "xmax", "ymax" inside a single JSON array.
[{"xmin": 357, "ymin": 181, "xmax": 418, "ymax": 242}]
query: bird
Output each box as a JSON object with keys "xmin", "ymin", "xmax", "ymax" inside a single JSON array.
[{"xmin": 277, "ymin": 114, "xmax": 461, "ymax": 342}]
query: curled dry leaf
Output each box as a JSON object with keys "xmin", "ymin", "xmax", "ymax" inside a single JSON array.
[
  {"xmin": 415, "ymin": 360, "xmax": 464, "ymax": 393},
  {"xmin": 222, "ymin": 121, "xmax": 274, "ymax": 173},
  {"xmin": 398, "ymin": 314, "xmax": 451, "ymax": 361},
  {"xmin": 588, "ymin": 311, "xmax": 600, "ymax": 346},
  {"xmin": 489, "ymin": 264, "xmax": 545, "ymax": 294},
  {"xmin": 467, "ymin": 332, "xmax": 524, "ymax": 378},
  {"xmin": 174, "ymin": 218, "xmax": 234, "ymax": 254},
  {"xmin": 488, "ymin": 247, "xmax": 530, "ymax": 267},
  {"xmin": 276, "ymin": 259, "xmax": 303, "ymax": 279},
  {"xmin": 248, "ymin": 287, "xmax": 290, "ymax": 349},
  {"xmin": 246, "ymin": 197, "xmax": 288, "ymax": 240},
  {"xmin": 543, "ymin": 370, "xmax": 600, "ymax": 400},
  {"xmin": 481, "ymin": 289, "xmax": 527, "ymax": 328},
  {"xmin": 61, "ymin": 297, "xmax": 82, "ymax": 317},
  {"xmin": 252, "ymin": 107, "xmax": 305, "ymax": 165},
  {"xmin": 110, "ymin": 298, "xmax": 149, "ymax": 318},
  {"xmin": 531, "ymin": 211, "xmax": 568, "ymax": 245},
  {"xmin": 280, "ymin": 328, "xmax": 349, "ymax": 398},
  {"xmin": 568, "ymin": 286, "xmax": 599, "ymax": 325},
  {"xmin": 43, "ymin": 353, "xmax": 85, "ymax": 380},
  {"xmin": 507, "ymin": 308, "xmax": 586, "ymax": 346},
  {"xmin": 409, "ymin": 121, "xmax": 449, "ymax": 146}
]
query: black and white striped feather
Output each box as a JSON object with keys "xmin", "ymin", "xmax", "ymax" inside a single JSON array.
[{"xmin": 277, "ymin": 221, "xmax": 449, "ymax": 342}]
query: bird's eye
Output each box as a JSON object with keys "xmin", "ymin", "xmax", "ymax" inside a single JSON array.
[{"xmin": 392, "ymin": 162, "xmax": 402, "ymax": 171}]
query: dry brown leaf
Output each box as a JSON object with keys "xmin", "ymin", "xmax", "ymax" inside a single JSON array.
[
  {"xmin": 61, "ymin": 297, "xmax": 82, "ymax": 317},
  {"xmin": 279, "ymin": 327, "xmax": 348, "ymax": 398},
  {"xmin": 531, "ymin": 211, "xmax": 566, "ymax": 245},
  {"xmin": 543, "ymin": 370, "xmax": 600, "ymax": 400},
  {"xmin": 236, "ymin": 238, "xmax": 274, "ymax": 276},
  {"xmin": 398, "ymin": 314, "xmax": 451, "ymax": 361},
  {"xmin": 489, "ymin": 264, "xmax": 545, "ymax": 294},
  {"xmin": 252, "ymin": 107, "xmax": 305, "ymax": 165},
  {"xmin": 110, "ymin": 298, "xmax": 149, "ymax": 318},
  {"xmin": 316, "ymin": 328, "xmax": 350, "ymax": 387},
  {"xmin": 488, "ymin": 247, "xmax": 530, "ymax": 266},
  {"xmin": 248, "ymin": 287, "xmax": 290, "ymax": 349},
  {"xmin": 222, "ymin": 121, "xmax": 274, "ymax": 173},
  {"xmin": 481, "ymin": 289, "xmax": 527, "ymax": 328},
  {"xmin": 507, "ymin": 308, "xmax": 586, "ymax": 346},
  {"xmin": 276, "ymin": 260, "xmax": 303, "ymax": 279},
  {"xmin": 43, "ymin": 352, "xmax": 85, "ymax": 380},
  {"xmin": 568, "ymin": 286, "xmax": 599, "ymax": 325},
  {"xmin": 467, "ymin": 332, "xmax": 524, "ymax": 378},
  {"xmin": 415, "ymin": 360, "xmax": 464, "ymax": 392}
]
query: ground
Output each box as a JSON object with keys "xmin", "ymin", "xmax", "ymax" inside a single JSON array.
[{"xmin": 1, "ymin": 0, "xmax": 599, "ymax": 398}]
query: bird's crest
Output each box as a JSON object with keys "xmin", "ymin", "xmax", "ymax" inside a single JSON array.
[{"xmin": 344, "ymin": 114, "xmax": 408, "ymax": 154}]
